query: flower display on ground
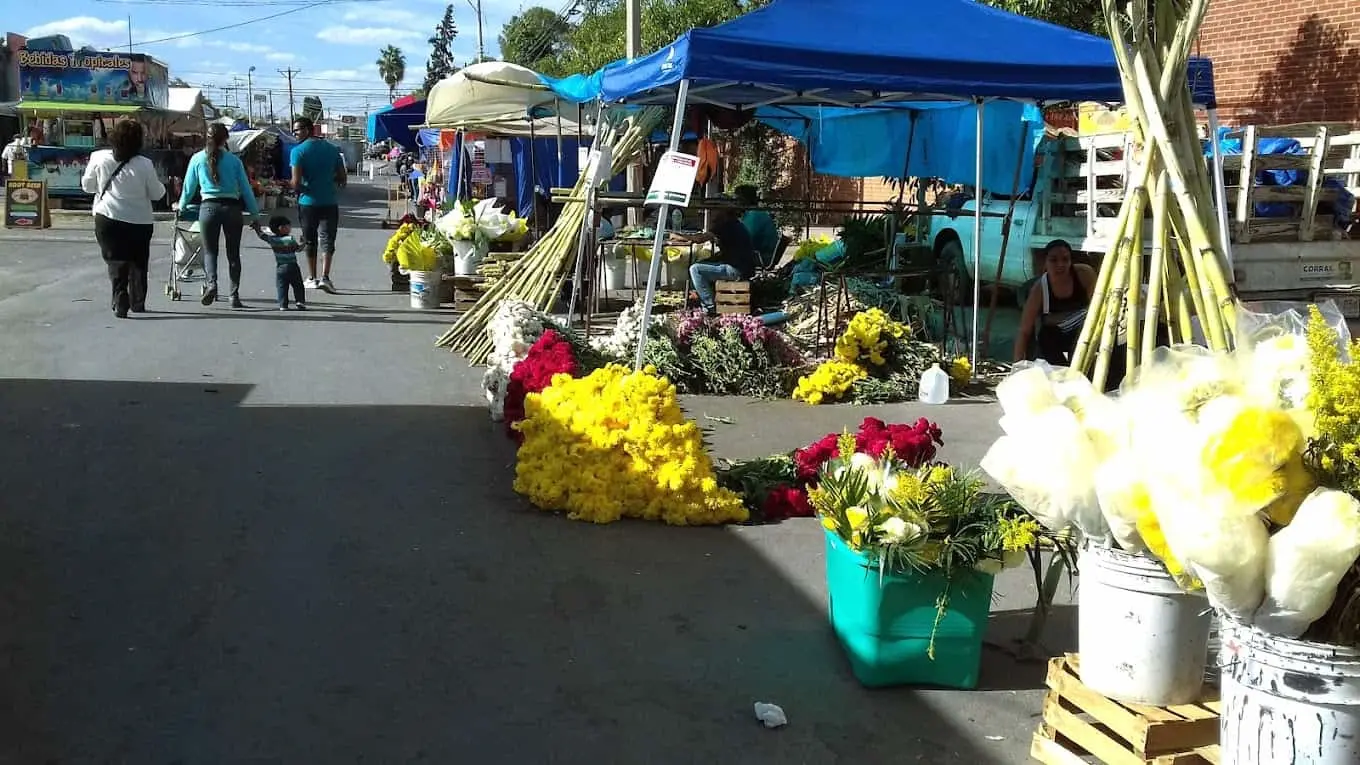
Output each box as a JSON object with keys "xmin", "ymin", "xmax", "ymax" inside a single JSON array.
[
  {"xmin": 503, "ymin": 329, "xmax": 578, "ymax": 439},
  {"xmin": 793, "ymin": 308, "xmax": 944, "ymax": 405},
  {"xmin": 980, "ymin": 302, "xmax": 1360, "ymax": 646},
  {"xmin": 512, "ymin": 364, "xmax": 748, "ymax": 526},
  {"xmin": 643, "ymin": 310, "xmax": 803, "ymax": 398},
  {"xmin": 484, "ymin": 301, "xmax": 547, "ymax": 421},
  {"xmin": 588, "ymin": 305, "xmax": 645, "ymax": 361}
]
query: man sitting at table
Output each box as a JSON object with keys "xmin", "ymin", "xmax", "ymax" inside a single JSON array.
[
  {"xmin": 678, "ymin": 202, "xmax": 757, "ymax": 316},
  {"xmin": 734, "ymin": 184, "xmax": 779, "ymax": 267}
]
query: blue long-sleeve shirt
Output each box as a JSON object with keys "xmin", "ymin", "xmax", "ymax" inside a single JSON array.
[{"xmin": 179, "ymin": 148, "xmax": 259, "ymax": 217}]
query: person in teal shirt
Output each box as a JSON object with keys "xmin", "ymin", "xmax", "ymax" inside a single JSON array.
[
  {"xmin": 735, "ymin": 184, "xmax": 780, "ymax": 268},
  {"xmin": 178, "ymin": 123, "xmax": 260, "ymax": 308},
  {"xmin": 290, "ymin": 117, "xmax": 347, "ymax": 293}
]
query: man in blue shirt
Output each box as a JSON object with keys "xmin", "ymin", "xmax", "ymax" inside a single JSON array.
[
  {"xmin": 735, "ymin": 185, "xmax": 780, "ymax": 268},
  {"xmin": 290, "ymin": 117, "xmax": 347, "ymax": 293}
]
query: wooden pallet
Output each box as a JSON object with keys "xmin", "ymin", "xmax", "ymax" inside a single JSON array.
[
  {"xmin": 714, "ymin": 280, "xmax": 751, "ymax": 315},
  {"xmin": 1032, "ymin": 655, "xmax": 1221, "ymax": 765}
]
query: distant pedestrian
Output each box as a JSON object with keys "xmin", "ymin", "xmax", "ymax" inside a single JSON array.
[
  {"xmin": 81, "ymin": 119, "xmax": 166, "ymax": 318},
  {"xmin": 255, "ymin": 214, "xmax": 307, "ymax": 311},
  {"xmin": 290, "ymin": 116, "xmax": 347, "ymax": 294},
  {"xmin": 179, "ymin": 123, "xmax": 260, "ymax": 308}
]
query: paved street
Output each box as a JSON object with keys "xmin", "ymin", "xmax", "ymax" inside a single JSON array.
[{"xmin": 0, "ymin": 177, "xmax": 1067, "ymax": 764}]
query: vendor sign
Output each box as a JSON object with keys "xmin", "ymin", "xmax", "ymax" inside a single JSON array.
[
  {"xmin": 4, "ymin": 179, "xmax": 51, "ymax": 229},
  {"xmin": 16, "ymin": 49, "xmax": 169, "ymax": 109},
  {"xmin": 645, "ymin": 151, "xmax": 699, "ymax": 207}
]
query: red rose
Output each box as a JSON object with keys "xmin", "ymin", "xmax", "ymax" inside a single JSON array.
[
  {"xmin": 505, "ymin": 329, "xmax": 579, "ymax": 440},
  {"xmin": 761, "ymin": 485, "xmax": 814, "ymax": 521}
]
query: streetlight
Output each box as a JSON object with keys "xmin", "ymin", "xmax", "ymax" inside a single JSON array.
[{"xmin": 247, "ymin": 66, "xmax": 256, "ymax": 125}]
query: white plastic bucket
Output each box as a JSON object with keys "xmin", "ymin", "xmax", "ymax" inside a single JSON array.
[
  {"xmin": 601, "ymin": 258, "xmax": 626, "ymax": 291},
  {"xmin": 664, "ymin": 258, "xmax": 689, "ymax": 288},
  {"xmin": 1077, "ymin": 543, "xmax": 1212, "ymax": 705},
  {"xmin": 1219, "ymin": 619, "xmax": 1360, "ymax": 764},
  {"xmin": 409, "ymin": 270, "xmax": 441, "ymax": 309},
  {"xmin": 451, "ymin": 239, "xmax": 482, "ymax": 276}
]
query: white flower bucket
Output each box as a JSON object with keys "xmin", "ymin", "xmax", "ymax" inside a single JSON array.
[
  {"xmin": 601, "ymin": 257, "xmax": 627, "ymax": 291},
  {"xmin": 1077, "ymin": 543, "xmax": 1213, "ymax": 705},
  {"xmin": 451, "ymin": 239, "xmax": 482, "ymax": 276},
  {"xmin": 408, "ymin": 270, "xmax": 441, "ymax": 309},
  {"xmin": 1219, "ymin": 619, "xmax": 1360, "ymax": 764},
  {"xmin": 664, "ymin": 258, "xmax": 689, "ymax": 288}
]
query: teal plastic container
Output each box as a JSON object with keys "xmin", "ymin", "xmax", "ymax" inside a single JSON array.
[{"xmin": 824, "ymin": 530, "xmax": 995, "ymax": 689}]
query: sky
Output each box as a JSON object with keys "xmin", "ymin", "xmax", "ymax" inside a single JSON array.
[{"xmin": 10, "ymin": 0, "xmax": 551, "ymax": 117}]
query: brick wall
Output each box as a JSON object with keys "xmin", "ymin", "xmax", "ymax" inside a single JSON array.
[{"xmin": 1196, "ymin": 1, "xmax": 1360, "ymax": 125}]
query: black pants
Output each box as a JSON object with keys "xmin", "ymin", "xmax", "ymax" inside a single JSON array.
[
  {"xmin": 276, "ymin": 262, "xmax": 305, "ymax": 307},
  {"xmin": 200, "ymin": 199, "xmax": 244, "ymax": 296},
  {"xmin": 94, "ymin": 213, "xmax": 154, "ymax": 313}
]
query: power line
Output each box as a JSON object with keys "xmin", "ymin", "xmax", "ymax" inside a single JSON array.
[
  {"xmin": 129, "ymin": 0, "xmax": 338, "ymax": 46},
  {"xmin": 278, "ymin": 67, "xmax": 300, "ymax": 121}
]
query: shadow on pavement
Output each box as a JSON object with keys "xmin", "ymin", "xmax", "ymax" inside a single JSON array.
[{"xmin": 0, "ymin": 378, "xmax": 1011, "ymax": 763}]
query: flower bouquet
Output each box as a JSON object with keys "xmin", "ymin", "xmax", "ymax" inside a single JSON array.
[
  {"xmin": 792, "ymin": 308, "xmax": 945, "ymax": 404},
  {"xmin": 640, "ymin": 310, "xmax": 803, "ymax": 398},
  {"xmin": 435, "ymin": 198, "xmax": 522, "ymax": 274},
  {"xmin": 811, "ymin": 434, "xmax": 1033, "ymax": 688}
]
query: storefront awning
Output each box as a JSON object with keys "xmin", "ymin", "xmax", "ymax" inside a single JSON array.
[{"xmin": 17, "ymin": 101, "xmax": 143, "ymax": 115}]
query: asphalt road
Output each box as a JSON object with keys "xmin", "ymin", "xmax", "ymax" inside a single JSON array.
[{"xmin": 0, "ymin": 178, "xmax": 1065, "ymax": 764}]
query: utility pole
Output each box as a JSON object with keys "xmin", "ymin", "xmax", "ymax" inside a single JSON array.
[
  {"xmin": 465, "ymin": 0, "xmax": 485, "ymax": 63},
  {"xmin": 247, "ymin": 66, "xmax": 256, "ymax": 125},
  {"xmin": 278, "ymin": 68, "xmax": 300, "ymax": 122},
  {"xmin": 625, "ymin": 0, "xmax": 642, "ymax": 224},
  {"xmin": 269, "ymin": 90, "xmax": 276, "ymax": 124},
  {"xmin": 127, "ymin": 15, "xmax": 134, "ymax": 52}
]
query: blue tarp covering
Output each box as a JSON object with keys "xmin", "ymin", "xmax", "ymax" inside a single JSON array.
[
  {"xmin": 366, "ymin": 103, "xmax": 394, "ymax": 142},
  {"xmin": 373, "ymin": 100, "xmax": 427, "ymax": 149},
  {"xmin": 593, "ymin": 0, "xmax": 1216, "ymax": 107},
  {"xmin": 758, "ymin": 101, "xmax": 1045, "ymax": 194},
  {"xmin": 1208, "ymin": 129, "xmax": 1354, "ymax": 227},
  {"xmin": 511, "ymin": 136, "xmax": 585, "ymax": 217},
  {"xmin": 539, "ymin": 71, "xmax": 607, "ymax": 104}
]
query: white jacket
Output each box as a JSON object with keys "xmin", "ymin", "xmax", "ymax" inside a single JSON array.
[{"xmin": 80, "ymin": 149, "xmax": 167, "ymax": 226}]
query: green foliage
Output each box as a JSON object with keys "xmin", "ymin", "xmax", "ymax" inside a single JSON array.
[
  {"xmin": 549, "ymin": 0, "xmax": 766, "ymax": 76},
  {"xmin": 499, "ymin": 7, "xmax": 574, "ymax": 72},
  {"xmin": 982, "ymin": 0, "xmax": 1106, "ymax": 34},
  {"xmin": 376, "ymin": 45, "xmax": 407, "ymax": 103},
  {"xmin": 424, "ymin": 5, "xmax": 460, "ymax": 93}
]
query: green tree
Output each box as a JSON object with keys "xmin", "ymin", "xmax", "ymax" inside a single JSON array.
[
  {"xmin": 498, "ymin": 6, "xmax": 573, "ymax": 73},
  {"xmin": 425, "ymin": 4, "xmax": 460, "ymax": 93},
  {"xmin": 984, "ymin": 0, "xmax": 1105, "ymax": 35},
  {"xmin": 555, "ymin": 0, "xmax": 763, "ymax": 75},
  {"xmin": 377, "ymin": 45, "xmax": 407, "ymax": 103}
]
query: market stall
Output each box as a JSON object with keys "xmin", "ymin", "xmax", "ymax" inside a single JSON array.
[
  {"xmin": 226, "ymin": 127, "xmax": 293, "ymax": 208},
  {"xmin": 13, "ymin": 47, "xmax": 171, "ymax": 200}
]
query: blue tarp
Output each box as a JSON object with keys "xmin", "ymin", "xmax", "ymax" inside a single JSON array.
[
  {"xmin": 758, "ymin": 101, "xmax": 1045, "ymax": 194},
  {"xmin": 539, "ymin": 71, "xmax": 607, "ymax": 104},
  {"xmin": 366, "ymin": 103, "xmax": 394, "ymax": 142},
  {"xmin": 373, "ymin": 100, "xmax": 427, "ymax": 149},
  {"xmin": 1209, "ymin": 128, "xmax": 1354, "ymax": 227},
  {"xmin": 592, "ymin": 0, "xmax": 1216, "ymax": 107},
  {"xmin": 440, "ymin": 135, "xmax": 623, "ymax": 217}
]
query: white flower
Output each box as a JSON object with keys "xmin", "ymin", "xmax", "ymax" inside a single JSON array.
[
  {"xmin": 878, "ymin": 516, "xmax": 922, "ymax": 544},
  {"xmin": 850, "ymin": 452, "xmax": 878, "ymax": 473}
]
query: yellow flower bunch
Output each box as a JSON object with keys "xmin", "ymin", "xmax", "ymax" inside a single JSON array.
[
  {"xmin": 512, "ymin": 364, "xmax": 748, "ymax": 526},
  {"xmin": 834, "ymin": 308, "xmax": 908, "ymax": 368},
  {"xmin": 383, "ymin": 223, "xmax": 418, "ymax": 264},
  {"xmin": 948, "ymin": 356, "xmax": 972, "ymax": 384},
  {"xmin": 793, "ymin": 236, "xmax": 834, "ymax": 261},
  {"xmin": 1306, "ymin": 305, "xmax": 1360, "ymax": 495},
  {"xmin": 792, "ymin": 360, "xmax": 868, "ymax": 405}
]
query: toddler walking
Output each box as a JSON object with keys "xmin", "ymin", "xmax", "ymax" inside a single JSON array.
[{"xmin": 256, "ymin": 214, "xmax": 307, "ymax": 310}]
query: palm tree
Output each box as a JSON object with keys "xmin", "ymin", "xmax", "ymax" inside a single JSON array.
[{"xmin": 376, "ymin": 45, "xmax": 407, "ymax": 103}]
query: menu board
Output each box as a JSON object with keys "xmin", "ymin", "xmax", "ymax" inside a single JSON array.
[{"xmin": 4, "ymin": 179, "xmax": 51, "ymax": 229}]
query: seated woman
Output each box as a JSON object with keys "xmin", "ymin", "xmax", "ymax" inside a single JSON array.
[{"xmin": 678, "ymin": 204, "xmax": 757, "ymax": 316}]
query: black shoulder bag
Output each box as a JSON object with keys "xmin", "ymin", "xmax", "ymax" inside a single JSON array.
[{"xmin": 98, "ymin": 158, "xmax": 131, "ymax": 203}]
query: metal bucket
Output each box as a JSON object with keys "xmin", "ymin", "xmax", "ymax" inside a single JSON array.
[
  {"xmin": 1078, "ymin": 543, "xmax": 1213, "ymax": 705},
  {"xmin": 1220, "ymin": 618, "xmax": 1360, "ymax": 764}
]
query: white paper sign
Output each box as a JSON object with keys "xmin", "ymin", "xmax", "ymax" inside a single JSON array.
[
  {"xmin": 493, "ymin": 177, "xmax": 507, "ymax": 197},
  {"xmin": 584, "ymin": 145, "xmax": 613, "ymax": 188},
  {"xmin": 645, "ymin": 151, "xmax": 700, "ymax": 207}
]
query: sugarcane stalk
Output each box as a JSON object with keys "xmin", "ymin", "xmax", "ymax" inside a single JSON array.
[
  {"xmin": 1141, "ymin": 171, "xmax": 1170, "ymax": 362},
  {"xmin": 1092, "ymin": 187, "xmax": 1144, "ymax": 389},
  {"xmin": 1124, "ymin": 180, "xmax": 1145, "ymax": 378}
]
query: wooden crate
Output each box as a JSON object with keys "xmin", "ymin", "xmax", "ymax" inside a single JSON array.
[
  {"xmin": 714, "ymin": 280, "xmax": 751, "ymax": 315},
  {"xmin": 1031, "ymin": 655, "xmax": 1221, "ymax": 765},
  {"xmin": 448, "ymin": 275, "xmax": 484, "ymax": 313}
]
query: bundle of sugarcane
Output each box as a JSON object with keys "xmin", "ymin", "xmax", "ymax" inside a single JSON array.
[
  {"xmin": 1071, "ymin": 0, "xmax": 1237, "ymax": 390},
  {"xmin": 434, "ymin": 107, "xmax": 667, "ymax": 363}
]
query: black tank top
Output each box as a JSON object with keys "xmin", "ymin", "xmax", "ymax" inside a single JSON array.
[{"xmin": 1040, "ymin": 274, "xmax": 1089, "ymax": 334}]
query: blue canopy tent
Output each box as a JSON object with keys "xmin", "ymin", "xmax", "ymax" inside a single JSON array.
[
  {"xmin": 366, "ymin": 103, "xmax": 394, "ymax": 142},
  {"xmin": 373, "ymin": 100, "xmax": 428, "ymax": 150},
  {"xmin": 581, "ymin": 0, "xmax": 1221, "ymax": 370}
]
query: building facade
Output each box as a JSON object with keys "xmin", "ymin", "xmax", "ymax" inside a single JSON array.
[{"xmin": 1195, "ymin": 0, "xmax": 1360, "ymax": 125}]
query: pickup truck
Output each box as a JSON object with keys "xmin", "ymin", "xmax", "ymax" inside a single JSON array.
[{"xmin": 928, "ymin": 123, "xmax": 1360, "ymax": 319}]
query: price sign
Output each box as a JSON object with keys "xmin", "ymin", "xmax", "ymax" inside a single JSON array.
[
  {"xmin": 4, "ymin": 179, "xmax": 50, "ymax": 229},
  {"xmin": 645, "ymin": 151, "xmax": 699, "ymax": 207}
]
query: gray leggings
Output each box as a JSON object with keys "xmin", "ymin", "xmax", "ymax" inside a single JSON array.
[{"xmin": 200, "ymin": 199, "xmax": 244, "ymax": 296}]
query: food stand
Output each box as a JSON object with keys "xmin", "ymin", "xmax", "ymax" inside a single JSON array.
[{"xmin": 14, "ymin": 47, "xmax": 170, "ymax": 201}]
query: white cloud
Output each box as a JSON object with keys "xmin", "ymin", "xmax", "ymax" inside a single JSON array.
[
  {"xmin": 342, "ymin": 7, "xmax": 428, "ymax": 28},
  {"xmin": 265, "ymin": 51, "xmax": 297, "ymax": 62},
  {"xmin": 25, "ymin": 16, "xmax": 126, "ymax": 40},
  {"xmin": 316, "ymin": 26, "xmax": 425, "ymax": 45},
  {"xmin": 310, "ymin": 69, "xmax": 367, "ymax": 81}
]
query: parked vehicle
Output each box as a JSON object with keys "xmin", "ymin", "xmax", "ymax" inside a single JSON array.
[{"xmin": 928, "ymin": 123, "xmax": 1360, "ymax": 318}]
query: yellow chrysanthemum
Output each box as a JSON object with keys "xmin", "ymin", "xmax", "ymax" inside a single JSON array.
[
  {"xmin": 832, "ymin": 308, "xmax": 909, "ymax": 369},
  {"xmin": 512, "ymin": 364, "xmax": 747, "ymax": 526},
  {"xmin": 792, "ymin": 360, "xmax": 868, "ymax": 405},
  {"xmin": 948, "ymin": 356, "xmax": 972, "ymax": 384}
]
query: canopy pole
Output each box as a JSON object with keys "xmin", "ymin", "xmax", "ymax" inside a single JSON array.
[
  {"xmin": 529, "ymin": 120, "xmax": 539, "ymax": 237},
  {"xmin": 970, "ymin": 99, "xmax": 985, "ymax": 376},
  {"xmin": 1206, "ymin": 108, "xmax": 1235, "ymax": 278},
  {"xmin": 555, "ymin": 112, "xmax": 565, "ymax": 191},
  {"xmin": 634, "ymin": 79, "xmax": 692, "ymax": 371},
  {"xmin": 566, "ymin": 117, "xmax": 603, "ymax": 330}
]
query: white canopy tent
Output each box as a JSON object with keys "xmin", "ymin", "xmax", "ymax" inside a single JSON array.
[{"xmin": 166, "ymin": 87, "xmax": 208, "ymax": 135}]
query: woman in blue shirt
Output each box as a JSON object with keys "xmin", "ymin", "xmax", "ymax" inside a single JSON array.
[{"xmin": 179, "ymin": 123, "xmax": 260, "ymax": 308}]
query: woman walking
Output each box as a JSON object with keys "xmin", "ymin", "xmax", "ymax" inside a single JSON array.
[
  {"xmin": 179, "ymin": 123, "xmax": 259, "ymax": 308},
  {"xmin": 81, "ymin": 119, "xmax": 166, "ymax": 318}
]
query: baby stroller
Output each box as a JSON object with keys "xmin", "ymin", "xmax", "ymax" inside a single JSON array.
[{"xmin": 164, "ymin": 203, "xmax": 206, "ymax": 301}]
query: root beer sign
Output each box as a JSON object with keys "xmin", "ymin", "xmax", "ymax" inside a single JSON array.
[{"xmin": 4, "ymin": 179, "xmax": 51, "ymax": 229}]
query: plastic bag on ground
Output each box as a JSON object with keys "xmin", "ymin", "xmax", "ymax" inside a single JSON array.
[{"xmin": 1253, "ymin": 488, "xmax": 1360, "ymax": 638}]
